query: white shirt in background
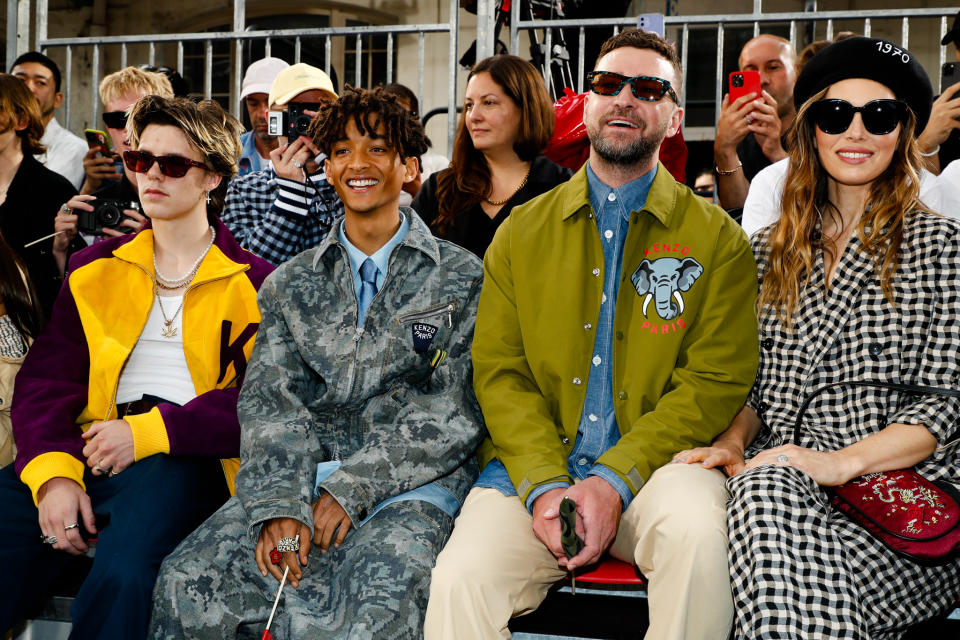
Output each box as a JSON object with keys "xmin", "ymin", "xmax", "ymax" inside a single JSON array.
[
  {"xmin": 741, "ymin": 158, "xmax": 943, "ymax": 238},
  {"xmin": 36, "ymin": 117, "xmax": 87, "ymax": 190}
]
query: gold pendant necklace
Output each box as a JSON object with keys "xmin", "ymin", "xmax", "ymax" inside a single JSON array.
[{"xmin": 155, "ymin": 286, "xmax": 185, "ymax": 339}]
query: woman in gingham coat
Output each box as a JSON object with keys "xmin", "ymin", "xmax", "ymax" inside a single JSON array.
[{"xmin": 676, "ymin": 37, "xmax": 960, "ymax": 639}]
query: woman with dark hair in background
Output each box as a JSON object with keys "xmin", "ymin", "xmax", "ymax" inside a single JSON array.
[
  {"xmin": 0, "ymin": 95, "xmax": 273, "ymax": 639},
  {"xmin": 0, "ymin": 230, "xmax": 43, "ymax": 467},
  {"xmin": 0, "ymin": 73, "xmax": 77, "ymax": 319},
  {"xmin": 677, "ymin": 37, "xmax": 960, "ymax": 637},
  {"xmin": 412, "ymin": 54, "xmax": 571, "ymax": 258}
]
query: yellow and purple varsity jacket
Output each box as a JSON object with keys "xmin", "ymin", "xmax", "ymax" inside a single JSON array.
[{"xmin": 12, "ymin": 217, "xmax": 274, "ymax": 503}]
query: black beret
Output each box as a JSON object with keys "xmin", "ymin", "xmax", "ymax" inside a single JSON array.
[
  {"xmin": 793, "ymin": 36, "xmax": 933, "ymax": 136},
  {"xmin": 941, "ymin": 10, "xmax": 960, "ymax": 46}
]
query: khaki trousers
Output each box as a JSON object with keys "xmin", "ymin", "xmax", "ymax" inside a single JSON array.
[{"xmin": 425, "ymin": 463, "xmax": 732, "ymax": 640}]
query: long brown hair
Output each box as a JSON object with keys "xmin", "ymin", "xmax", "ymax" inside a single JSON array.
[
  {"xmin": 433, "ymin": 55, "xmax": 554, "ymax": 233},
  {"xmin": 0, "ymin": 230, "xmax": 43, "ymax": 343},
  {"xmin": 758, "ymin": 87, "xmax": 924, "ymax": 327},
  {"xmin": 0, "ymin": 74, "xmax": 45, "ymax": 156}
]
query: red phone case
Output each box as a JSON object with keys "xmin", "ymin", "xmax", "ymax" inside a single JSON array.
[{"xmin": 729, "ymin": 70, "xmax": 761, "ymax": 104}]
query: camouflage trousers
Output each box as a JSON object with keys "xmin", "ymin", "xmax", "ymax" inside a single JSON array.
[{"xmin": 149, "ymin": 495, "xmax": 454, "ymax": 639}]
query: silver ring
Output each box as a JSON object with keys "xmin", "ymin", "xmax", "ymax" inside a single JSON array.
[
  {"xmin": 45, "ymin": 535, "xmax": 58, "ymax": 545},
  {"xmin": 276, "ymin": 536, "xmax": 300, "ymax": 553},
  {"xmin": 745, "ymin": 114, "xmax": 753, "ymax": 125},
  {"xmin": 59, "ymin": 204, "xmax": 72, "ymax": 215},
  {"xmin": 292, "ymin": 161, "xmax": 303, "ymax": 169},
  {"xmin": 109, "ymin": 469, "xmax": 117, "ymax": 477},
  {"xmin": 64, "ymin": 523, "xmax": 80, "ymax": 531},
  {"xmin": 94, "ymin": 466, "xmax": 106, "ymax": 474},
  {"xmin": 776, "ymin": 454, "xmax": 789, "ymax": 463}
]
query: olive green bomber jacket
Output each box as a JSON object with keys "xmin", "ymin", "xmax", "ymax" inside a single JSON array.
[{"xmin": 473, "ymin": 162, "xmax": 759, "ymax": 505}]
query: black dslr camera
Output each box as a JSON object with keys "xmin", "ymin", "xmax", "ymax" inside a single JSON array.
[
  {"xmin": 77, "ymin": 200, "xmax": 138, "ymax": 235},
  {"xmin": 267, "ymin": 102, "xmax": 324, "ymax": 142}
]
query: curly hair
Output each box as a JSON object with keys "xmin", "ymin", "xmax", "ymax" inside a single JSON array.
[
  {"xmin": 127, "ymin": 95, "xmax": 244, "ymax": 217},
  {"xmin": 0, "ymin": 74, "xmax": 45, "ymax": 155},
  {"xmin": 433, "ymin": 55, "xmax": 554, "ymax": 233},
  {"xmin": 308, "ymin": 85, "xmax": 430, "ymax": 164},
  {"xmin": 757, "ymin": 87, "xmax": 926, "ymax": 327}
]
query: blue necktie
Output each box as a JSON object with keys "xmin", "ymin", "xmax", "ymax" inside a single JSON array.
[{"xmin": 358, "ymin": 258, "xmax": 379, "ymax": 325}]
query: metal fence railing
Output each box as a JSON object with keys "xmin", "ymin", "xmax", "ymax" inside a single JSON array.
[
  {"xmin": 7, "ymin": 2, "xmax": 960, "ymax": 145},
  {"xmin": 497, "ymin": 3, "xmax": 959, "ymax": 137},
  {"xmin": 24, "ymin": 0, "xmax": 461, "ymax": 153}
]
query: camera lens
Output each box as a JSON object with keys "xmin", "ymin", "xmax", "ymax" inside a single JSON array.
[
  {"xmin": 97, "ymin": 204, "xmax": 122, "ymax": 226},
  {"xmin": 732, "ymin": 75, "xmax": 744, "ymax": 88},
  {"xmin": 294, "ymin": 115, "xmax": 312, "ymax": 136}
]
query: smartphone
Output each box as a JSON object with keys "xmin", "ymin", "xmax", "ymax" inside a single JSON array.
[
  {"xmin": 729, "ymin": 70, "xmax": 762, "ymax": 104},
  {"xmin": 636, "ymin": 14, "xmax": 665, "ymax": 38},
  {"xmin": 84, "ymin": 128, "xmax": 111, "ymax": 153},
  {"xmin": 942, "ymin": 62, "xmax": 960, "ymax": 95}
]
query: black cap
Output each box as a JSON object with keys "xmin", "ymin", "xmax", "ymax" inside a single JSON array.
[
  {"xmin": 942, "ymin": 11, "xmax": 960, "ymax": 46},
  {"xmin": 793, "ymin": 36, "xmax": 933, "ymax": 136}
]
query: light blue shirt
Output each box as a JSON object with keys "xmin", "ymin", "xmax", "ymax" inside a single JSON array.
[
  {"xmin": 321, "ymin": 208, "xmax": 460, "ymax": 523},
  {"xmin": 474, "ymin": 161, "xmax": 658, "ymax": 512},
  {"xmin": 338, "ymin": 211, "xmax": 410, "ymax": 325},
  {"xmin": 237, "ymin": 130, "xmax": 267, "ymax": 176}
]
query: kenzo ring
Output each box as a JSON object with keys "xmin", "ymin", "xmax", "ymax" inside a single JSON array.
[
  {"xmin": 45, "ymin": 535, "xmax": 58, "ymax": 545},
  {"xmin": 776, "ymin": 454, "xmax": 789, "ymax": 463},
  {"xmin": 59, "ymin": 204, "xmax": 72, "ymax": 215},
  {"xmin": 276, "ymin": 536, "xmax": 300, "ymax": 553}
]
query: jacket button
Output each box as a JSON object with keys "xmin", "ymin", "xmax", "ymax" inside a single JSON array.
[
  {"xmin": 584, "ymin": 323, "xmax": 592, "ymax": 330},
  {"xmin": 561, "ymin": 436, "xmax": 570, "ymax": 444},
  {"xmin": 761, "ymin": 337, "xmax": 774, "ymax": 350},
  {"xmin": 618, "ymin": 391, "xmax": 627, "ymax": 400},
  {"xmin": 572, "ymin": 377, "xmax": 582, "ymax": 386},
  {"xmin": 756, "ymin": 401, "xmax": 769, "ymax": 413},
  {"xmin": 615, "ymin": 331, "xmax": 624, "ymax": 340},
  {"xmin": 868, "ymin": 343, "xmax": 883, "ymax": 356},
  {"xmin": 592, "ymin": 268, "xmax": 601, "ymax": 276},
  {"xmin": 357, "ymin": 506, "xmax": 368, "ymax": 520}
]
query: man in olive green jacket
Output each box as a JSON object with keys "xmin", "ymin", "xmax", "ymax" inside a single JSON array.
[{"xmin": 426, "ymin": 29, "xmax": 759, "ymax": 640}]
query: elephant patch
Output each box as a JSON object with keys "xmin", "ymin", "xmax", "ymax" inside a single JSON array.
[{"xmin": 631, "ymin": 257, "xmax": 703, "ymax": 320}]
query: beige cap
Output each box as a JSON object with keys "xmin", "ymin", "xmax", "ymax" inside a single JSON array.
[
  {"xmin": 268, "ymin": 63, "xmax": 337, "ymax": 106},
  {"xmin": 241, "ymin": 57, "xmax": 289, "ymax": 99}
]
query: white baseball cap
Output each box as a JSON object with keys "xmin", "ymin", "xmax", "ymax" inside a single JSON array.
[{"xmin": 241, "ymin": 57, "xmax": 289, "ymax": 99}]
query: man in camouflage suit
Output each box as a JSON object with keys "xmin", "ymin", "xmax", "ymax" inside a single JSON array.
[{"xmin": 150, "ymin": 87, "xmax": 485, "ymax": 639}]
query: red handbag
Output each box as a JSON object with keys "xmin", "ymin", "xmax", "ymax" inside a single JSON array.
[{"xmin": 793, "ymin": 381, "xmax": 960, "ymax": 563}]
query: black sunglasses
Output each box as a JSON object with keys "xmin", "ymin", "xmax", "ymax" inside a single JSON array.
[
  {"xmin": 123, "ymin": 150, "xmax": 208, "ymax": 178},
  {"xmin": 586, "ymin": 71, "xmax": 679, "ymax": 104},
  {"xmin": 102, "ymin": 111, "xmax": 128, "ymax": 130},
  {"xmin": 809, "ymin": 99, "xmax": 908, "ymax": 136}
]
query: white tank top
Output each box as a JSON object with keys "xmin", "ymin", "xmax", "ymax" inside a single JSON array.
[{"xmin": 115, "ymin": 295, "xmax": 197, "ymax": 406}]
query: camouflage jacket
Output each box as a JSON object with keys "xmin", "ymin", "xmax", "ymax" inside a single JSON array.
[{"xmin": 235, "ymin": 210, "xmax": 485, "ymax": 535}]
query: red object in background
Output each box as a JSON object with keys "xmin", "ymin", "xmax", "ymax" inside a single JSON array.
[
  {"xmin": 261, "ymin": 630, "xmax": 274, "ymax": 640},
  {"xmin": 544, "ymin": 88, "xmax": 687, "ymax": 183}
]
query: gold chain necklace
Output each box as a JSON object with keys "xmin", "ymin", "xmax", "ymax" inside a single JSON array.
[
  {"xmin": 155, "ymin": 285, "xmax": 186, "ymax": 339},
  {"xmin": 484, "ymin": 166, "xmax": 531, "ymax": 206}
]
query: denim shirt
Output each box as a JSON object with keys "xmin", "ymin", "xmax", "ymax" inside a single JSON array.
[
  {"xmin": 475, "ymin": 162, "xmax": 657, "ymax": 511},
  {"xmin": 237, "ymin": 131, "xmax": 268, "ymax": 176}
]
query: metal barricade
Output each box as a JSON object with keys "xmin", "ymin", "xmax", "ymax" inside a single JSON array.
[
  {"xmin": 23, "ymin": 0, "xmax": 461, "ymax": 153},
  {"xmin": 495, "ymin": 3, "xmax": 959, "ymax": 138}
]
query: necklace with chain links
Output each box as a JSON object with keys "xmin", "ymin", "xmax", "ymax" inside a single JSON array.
[
  {"xmin": 153, "ymin": 227, "xmax": 216, "ymax": 337},
  {"xmin": 484, "ymin": 166, "xmax": 531, "ymax": 206},
  {"xmin": 154, "ymin": 226, "xmax": 216, "ymax": 290}
]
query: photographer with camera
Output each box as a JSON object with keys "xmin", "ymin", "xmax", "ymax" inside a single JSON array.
[
  {"xmin": 221, "ymin": 63, "xmax": 343, "ymax": 265},
  {"xmin": 0, "ymin": 95, "xmax": 273, "ymax": 640},
  {"xmin": 53, "ymin": 68, "xmax": 168, "ymax": 274}
]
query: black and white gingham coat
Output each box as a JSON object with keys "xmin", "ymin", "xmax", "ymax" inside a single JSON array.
[{"xmin": 728, "ymin": 210, "xmax": 960, "ymax": 639}]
